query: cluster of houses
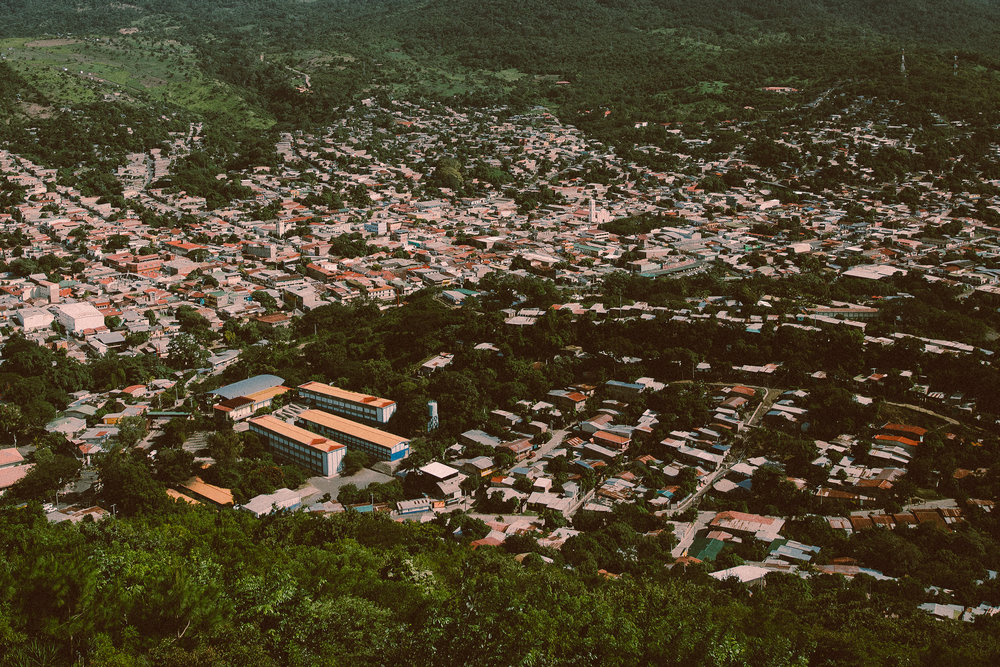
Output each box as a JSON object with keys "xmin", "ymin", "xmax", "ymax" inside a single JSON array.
[{"xmin": 0, "ymin": 100, "xmax": 994, "ymax": 417}]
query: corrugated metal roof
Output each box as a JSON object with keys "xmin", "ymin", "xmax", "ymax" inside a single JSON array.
[{"xmin": 212, "ymin": 374, "xmax": 285, "ymax": 399}]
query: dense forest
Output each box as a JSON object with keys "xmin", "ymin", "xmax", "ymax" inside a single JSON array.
[{"xmin": 1, "ymin": 505, "xmax": 999, "ymax": 666}]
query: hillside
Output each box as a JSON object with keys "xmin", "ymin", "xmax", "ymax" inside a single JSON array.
[{"xmin": 1, "ymin": 0, "xmax": 999, "ymax": 135}]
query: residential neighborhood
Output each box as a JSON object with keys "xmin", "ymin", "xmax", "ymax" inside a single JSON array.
[{"xmin": 1, "ymin": 97, "xmax": 999, "ymax": 629}]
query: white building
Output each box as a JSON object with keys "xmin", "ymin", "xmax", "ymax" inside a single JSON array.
[
  {"xmin": 14, "ymin": 307, "xmax": 54, "ymax": 332},
  {"xmin": 242, "ymin": 487, "xmax": 302, "ymax": 517},
  {"xmin": 50, "ymin": 302, "xmax": 105, "ymax": 334}
]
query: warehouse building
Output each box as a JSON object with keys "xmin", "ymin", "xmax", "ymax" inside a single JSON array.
[
  {"xmin": 296, "ymin": 408, "xmax": 409, "ymax": 462},
  {"xmin": 14, "ymin": 307, "xmax": 54, "ymax": 332},
  {"xmin": 50, "ymin": 302, "xmax": 105, "ymax": 334}
]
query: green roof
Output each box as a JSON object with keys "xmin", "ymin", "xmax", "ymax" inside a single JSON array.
[{"xmin": 688, "ymin": 535, "xmax": 725, "ymax": 562}]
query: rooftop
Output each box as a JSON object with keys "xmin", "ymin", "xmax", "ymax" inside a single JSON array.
[
  {"xmin": 249, "ymin": 414, "xmax": 344, "ymax": 452},
  {"xmin": 297, "ymin": 409, "xmax": 407, "ymax": 449},
  {"xmin": 298, "ymin": 381, "xmax": 395, "ymax": 408},
  {"xmin": 212, "ymin": 374, "xmax": 285, "ymax": 400}
]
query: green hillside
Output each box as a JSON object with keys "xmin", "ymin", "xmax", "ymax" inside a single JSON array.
[{"xmin": 1, "ymin": 0, "xmax": 999, "ymax": 136}]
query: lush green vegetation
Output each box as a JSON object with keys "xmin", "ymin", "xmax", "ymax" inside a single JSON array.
[
  {"xmin": 0, "ymin": 504, "xmax": 999, "ymax": 665},
  {"xmin": 2, "ymin": 0, "xmax": 1000, "ymax": 177}
]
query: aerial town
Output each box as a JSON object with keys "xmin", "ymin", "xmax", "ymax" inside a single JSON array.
[{"xmin": 2, "ymin": 96, "xmax": 999, "ymax": 626}]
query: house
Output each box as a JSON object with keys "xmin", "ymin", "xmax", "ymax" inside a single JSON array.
[
  {"xmin": 593, "ymin": 430, "xmax": 631, "ymax": 452},
  {"xmin": 177, "ymin": 476, "xmax": 234, "ymax": 507},
  {"xmin": 242, "ymin": 487, "xmax": 302, "ymax": 517},
  {"xmin": 419, "ymin": 352, "xmax": 454, "ymax": 375},
  {"xmin": 462, "ymin": 456, "xmax": 495, "ymax": 478},
  {"xmin": 214, "ymin": 385, "xmax": 290, "ymax": 422},
  {"xmin": 547, "ymin": 389, "xmax": 588, "ymax": 413},
  {"xmin": 603, "ymin": 380, "xmax": 644, "ymax": 400},
  {"xmin": 417, "ymin": 461, "xmax": 467, "ymax": 500},
  {"xmin": 709, "ymin": 565, "xmax": 770, "ymax": 588},
  {"xmin": 710, "ymin": 511, "xmax": 785, "ymax": 541},
  {"xmin": 502, "ymin": 439, "xmax": 533, "ymax": 461}
]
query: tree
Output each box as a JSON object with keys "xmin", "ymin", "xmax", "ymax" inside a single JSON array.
[
  {"xmin": 69, "ymin": 225, "xmax": 89, "ymax": 244},
  {"xmin": 207, "ymin": 430, "xmax": 243, "ymax": 466},
  {"xmin": 342, "ymin": 450, "xmax": 371, "ymax": 477},
  {"xmin": 251, "ymin": 290, "xmax": 278, "ymax": 311},
  {"xmin": 103, "ymin": 234, "xmax": 130, "ymax": 252},
  {"xmin": 0, "ymin": 403, "xmax": 26, "ymax": 448},
  {"xmin": 116, "ymin": 416, "xmax": 148, "ymax": 449},
  {"xmin": 10, "ymin": 447, "xmax": 81, "ymax": 502},
  {"xmin": 167, "ymin": 333, "xmax": 208, "ymax": 370},
  {"xmin": 513, "ymin": 477, "xmax": 533, "ymax": 493},
  {"xmin": 154, "ymin": 448, "xmax": 196, "ymax": 488},
  {"xmin": 338, "ymin": 483, "xmax": 360, "ymax": 504},
  {"xmin": 430, "ymin": 157, "xmax": 464, "ymax": 190},
  {"xmin": 175, "ymin": 305, "xmax": 211, "ymax": 333},
  {"xmin": 97, "ymin": 450, "xmax": 169, "ymax": 516}
]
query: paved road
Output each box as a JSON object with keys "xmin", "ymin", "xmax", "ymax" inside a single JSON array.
[
  {"xmin": 665, "ymin": 385, "xmax": 779, "ymax": 517},
  {"xmin": 526, "ymin": 429, "xmax": 569, "ymax": 462},
  {"xmin": 903, "ymin": 498, "xmax": 958, "ymax": 511}
]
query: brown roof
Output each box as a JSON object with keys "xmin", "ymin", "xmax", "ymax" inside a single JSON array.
[
  {"xmin": 0, "ymin": 448, "xmax": 25, "ymax": 467},
  {"xmin": 912, "ymin": 509, "xmax": 949, "ymax": 530},
  {"xmin": 849, "ymin": 516, "xmax": 874, "ymax": 531}
]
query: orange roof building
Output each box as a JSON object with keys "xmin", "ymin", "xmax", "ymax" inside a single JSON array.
[
  {"xmin": 298, "ymin": 381, "xmax": 397, "ymax": 424},
  {"xmin": 249, "ymin": 415, "xmax": 346, "ymax": 477}
]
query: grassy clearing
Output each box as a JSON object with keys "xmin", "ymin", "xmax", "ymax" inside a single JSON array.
[
  {"xmin": 692, "ymin": 80, "xmax": 728, "ymax": 95},
  {"xmin": 3, "ymin": 32, "xmax": 271, "ymax": 127}
]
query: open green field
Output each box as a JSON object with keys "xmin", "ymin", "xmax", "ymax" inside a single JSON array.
[{"xmin": 0, "ymin": 32, "xmax": 272, "ymax": 127}]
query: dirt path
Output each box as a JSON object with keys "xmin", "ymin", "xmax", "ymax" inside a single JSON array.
[{"xmin": 883, "ymin": 401, "xmax": 960, "ymax": 426}]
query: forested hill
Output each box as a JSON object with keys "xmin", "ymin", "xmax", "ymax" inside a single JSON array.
[
  {"xmin": 5, "ymin": 0, "xmax": 1000, "ymax": 49},
  {"xmin": 2, "ymin": 0, "xmax": 1000, "ymax": 135},
  {"xmin": 1, "ymin": 506, "xmax": 999, "ymax": 665}
]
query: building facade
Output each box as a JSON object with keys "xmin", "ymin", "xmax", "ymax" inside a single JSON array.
[
  {"xmin": 295, "ymin": 409, "xmax": 409, "ymax": 462},
  {"xmin": 297, "ymin": 381, "xmax": 397, "ymax": 424},
  {"xmin": 248, "ymin": 415, "xmax": 346, "ymax": 477}
]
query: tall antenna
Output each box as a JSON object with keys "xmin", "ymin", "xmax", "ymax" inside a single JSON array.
[
  {"xmin": 900, "ymin": 49, "xmax": 907, "ymax": 77},
  {"xmin": 953, "ymin": 54, "xmax": 958, "ymax": 76}
]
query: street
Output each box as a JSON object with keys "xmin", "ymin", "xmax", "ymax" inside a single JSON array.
[{"xmin": 665, "ymin": 384, "xmax": 780, "ymax": 517}]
